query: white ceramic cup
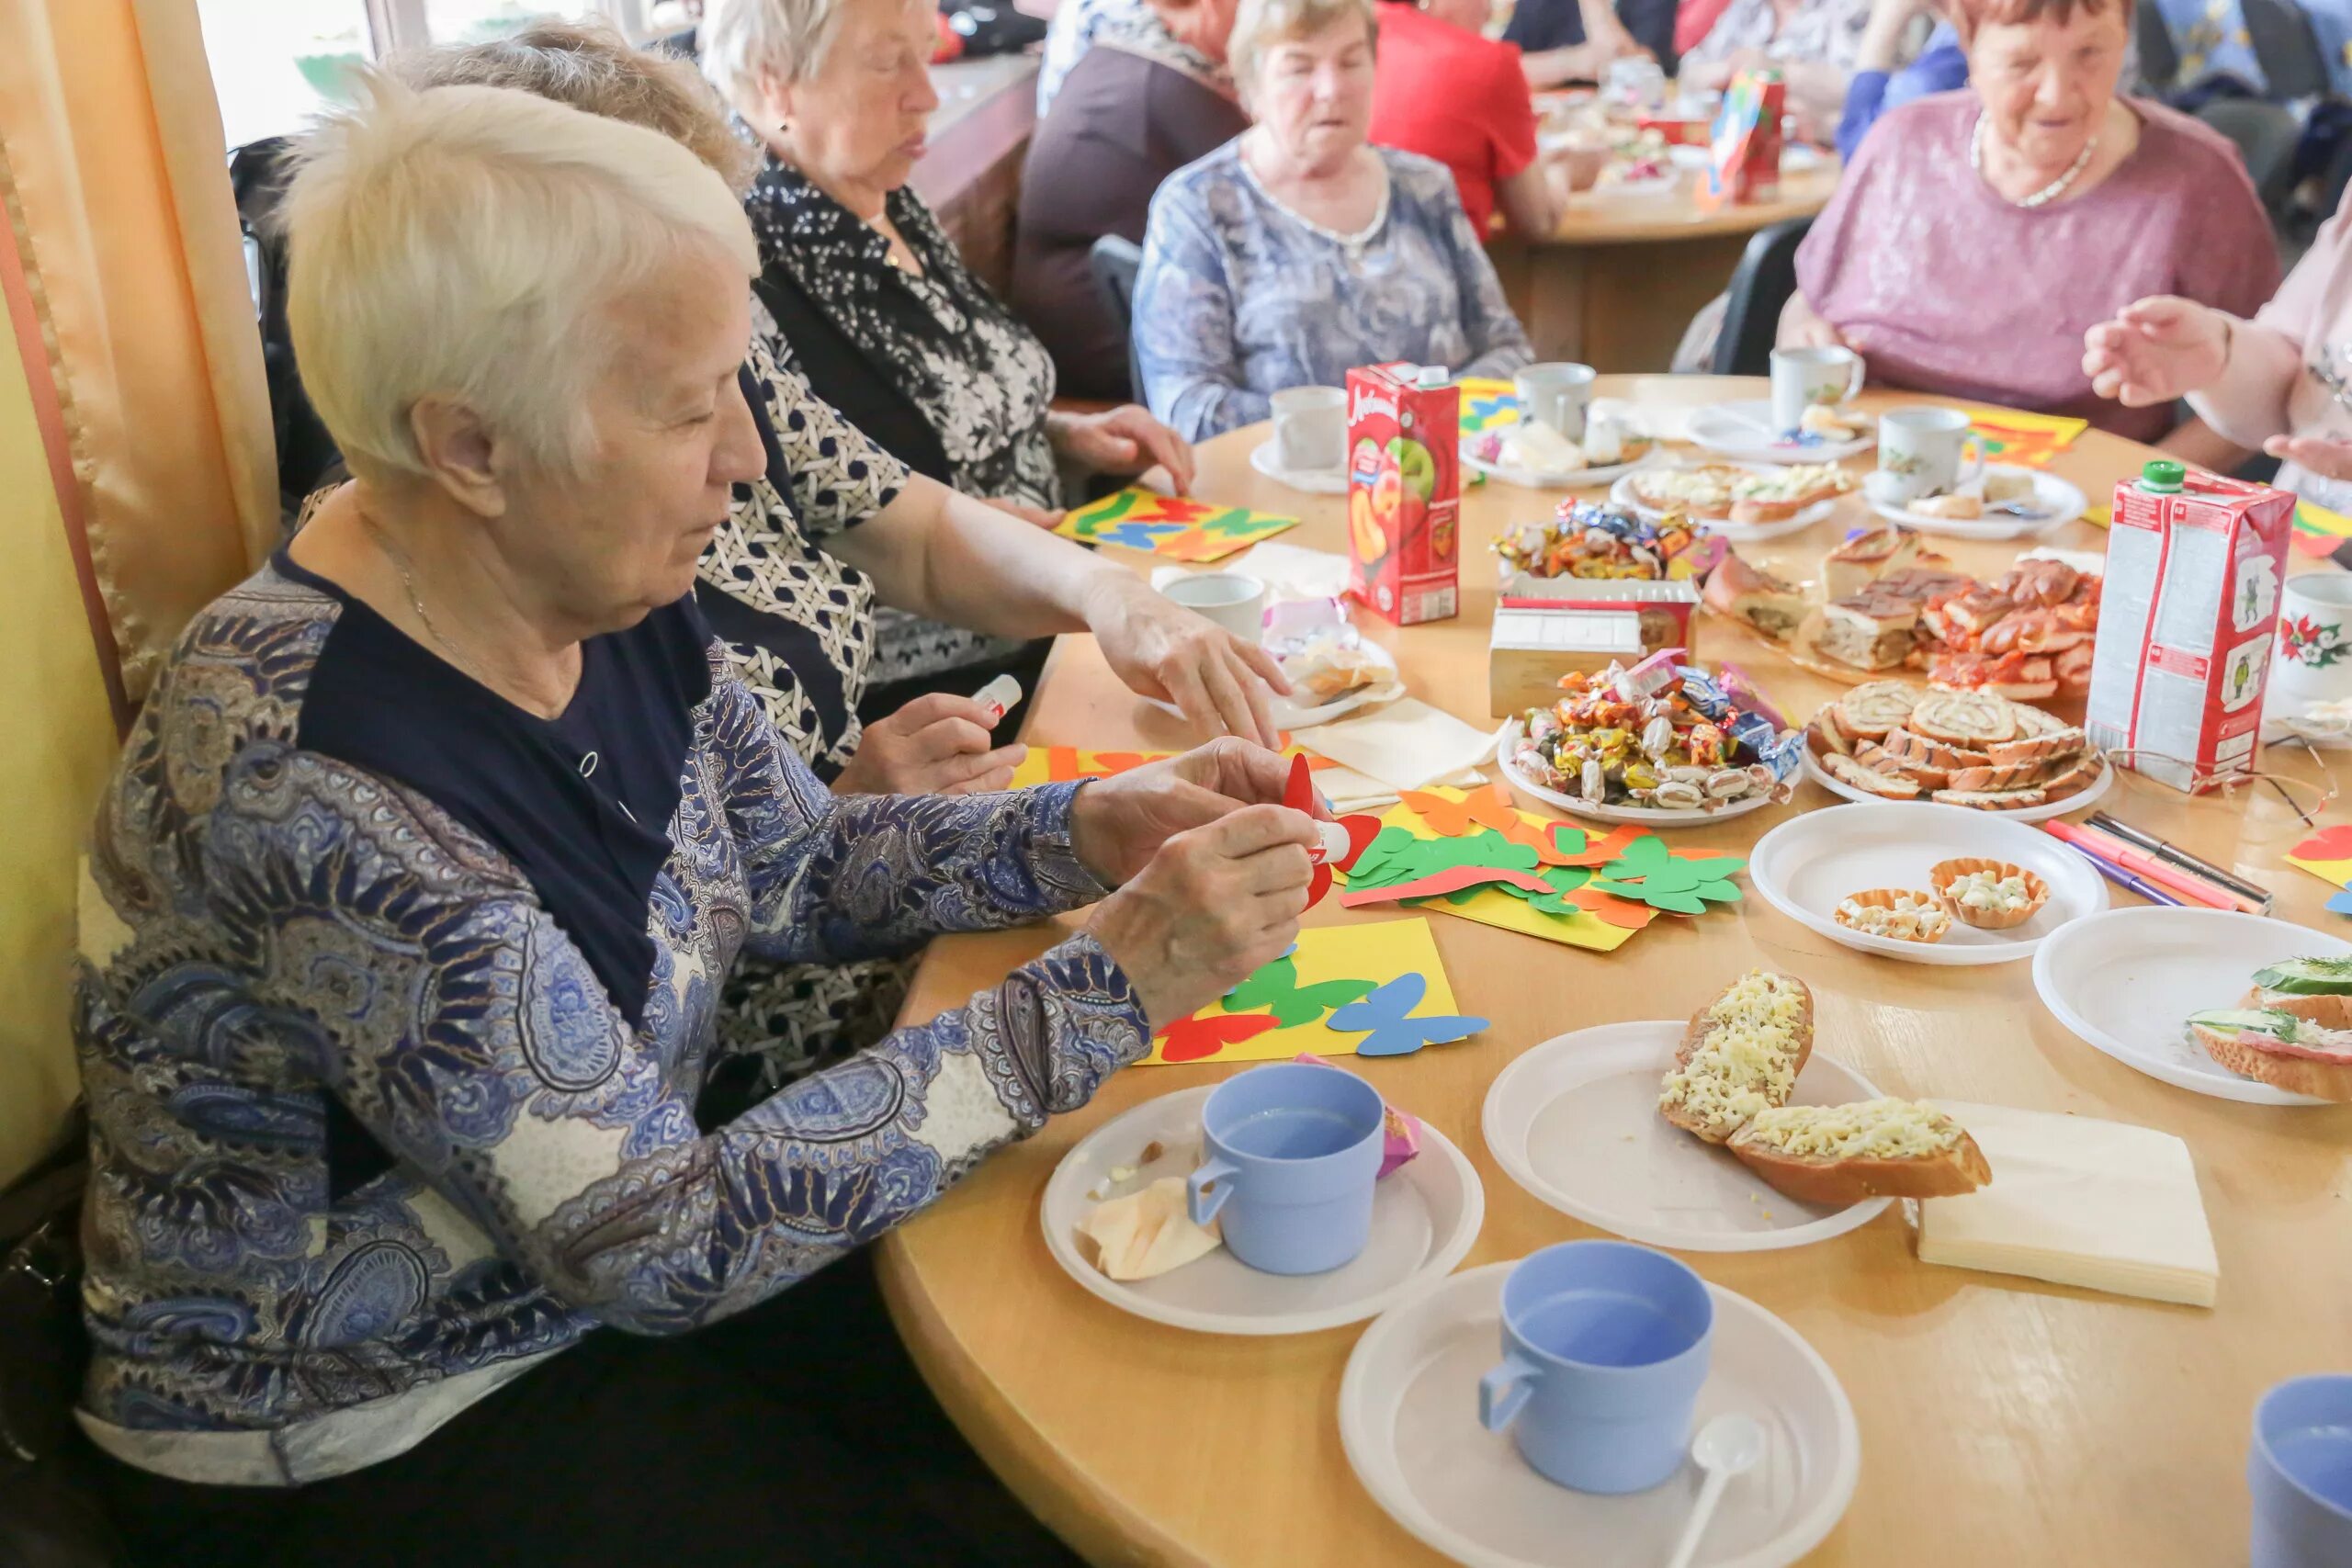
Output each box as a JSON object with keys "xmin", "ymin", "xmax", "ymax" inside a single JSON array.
[
  {"xmin": 1876, "ymin": 405, "xmax": 1984, "ymax": 502},
  {"xmin": 2270, "ymin": 570, "xmax": 2352, "ymax": 708},
  {"xmin": 1271, "ymin": 386, "xmax": 1347, "ymax": 473},
  {"xmin": 1515, "ymin": 363, "xmax": 1598, "ymax": 441},
  {"xmin": 1162, "ymin": 571, "xmax": 1267, "ymax": 643},
  {"xmin": 1769, "ymin": 345, "xmax": 1865, "ymax": 434}
]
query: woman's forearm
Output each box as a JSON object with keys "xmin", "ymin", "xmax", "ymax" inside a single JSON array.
[
  {"xmin": 2188, "ymin": 316, "xmax": 2305, "ymax": 451},
  {"xmin": 827, "ymin": 474, "xmax": 1125, "ymax": 637}
]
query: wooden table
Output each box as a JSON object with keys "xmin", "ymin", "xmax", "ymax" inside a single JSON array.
[
  {"xmin": 1488, "ymin": 164, "xmax": 1838, "ymax": 373},
  {"xmin": 877, "ymin": 377, "xmax": 2352, "ymax": 1567}
]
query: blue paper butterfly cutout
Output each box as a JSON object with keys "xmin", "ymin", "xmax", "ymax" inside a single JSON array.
[
  {"xmin": 2328, "ymin": 882, "xmax": 2352, "ymax": 917},
  {"xmin": 1325, "ymin": 974, "xmax": 1490, "ymax": 1058},
  {"xmin": 1092, "ymin": 521, "xmax": 1186, "ymax": 549}
]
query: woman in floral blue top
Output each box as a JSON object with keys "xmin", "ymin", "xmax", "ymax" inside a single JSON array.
[
  {"xmin": 79, "ymin": 75, "xmax": 1317, "ymax": 1566},
  {"xmin": 1133, "ymin": 0, "xmax": 1534, "ymax": 440}
]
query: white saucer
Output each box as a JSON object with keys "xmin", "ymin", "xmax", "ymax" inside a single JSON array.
[
  {"xmin": 1863, "ymin": 465, "xmax": 2086, "ymax": 539},
  {"xmin": 1481, "ymin": 1021, "xmax": 1894, "ymax": 1251},
  {"xmin": 1799, "ymin": 741, "xmax": 2114, "ymax": 824},
  {"xmin": 1498, "ymin": 716, "xmax": 1785, "ymax": 827},
  {"xmin": 1747, "ymin": 801, "xmax": 2108, "ymax": 964},
  {"xmin": 2031, "ymin": 907, "xmax": 2344, "ymax": 1106},
  {"xmin": 1686, "ymin": 400, "xmax": 1874, "ymax": 465},
  {"xmin": 1250, "ymin": 438, "xmax": 1348, "ymax": 495},
  {"xmin": 1040, "ymin": 1084, "xmax": 1486, "ymax": 1335},
  {"xmin": 1609, "ymin": 467, "xmax": 1840, "ymax": 543},
  {"xmin": 1463, "ymin": 447, "xmax": 1668, "ymax": 491},
  {"xmin": 1340, "ymin": 1263, "xmax": 1861, "ymax": 1568},
  {"xmin": 1271, "ymin": 639, "xmax": 1404, "ymax": 728}
]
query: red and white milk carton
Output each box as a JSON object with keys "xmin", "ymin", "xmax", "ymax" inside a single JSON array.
[
  {"xmin": 1346, "ymin": 363, "xmax": 1460, "ymax": 626},
  {"xmin": 2084, "ymin": 462, "xmax": 2294, "ymax": 793}
]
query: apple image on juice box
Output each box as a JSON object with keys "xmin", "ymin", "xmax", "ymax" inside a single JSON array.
[{"xmin": 1345, "ymin": 364, "xmax": 1461, "ymax": 626}]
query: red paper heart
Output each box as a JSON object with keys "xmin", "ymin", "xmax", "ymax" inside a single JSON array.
[
  {"xmin": 1158, "ymin": 1012, "xmax": 1282, "ymax": 1063},
  {"xmin": 2291, "ymin": 825, "xmax": 2352, "ymax": 862}
]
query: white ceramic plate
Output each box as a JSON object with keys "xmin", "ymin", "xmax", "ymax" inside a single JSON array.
[
  {"xmin": 1249, "ymin": 438, "xmax": 1348, "ymax": 495},
  {"xmin": 1686, "ymin": 400, "xmax": 1874, "ymax": 465},
  {"xmin": 2031, "ymin": 907, "xmax": 2343, "ymax": 1106},
  {"xmin": 1463, "ymin": 447, "xmax": 1668, "ymax": 491},
  {"xmin": 1799, "ymin": 741, "xmax": 2114, "ymax": 824},
  {"xmin": 1270, "ymin": 639, "xmax": 1403, "ymax": 729},
  {"xmin": 1481, "ymin": 1021, "xmax": 1894, "ymax": 1251},
  {"xmin": 1340, "ymin": 1263, "xmax": 1861, "ymax": 1568},
  {"xmin": 1863, "ymin": 465, "xmax": 2086, "ymax": 540},
  {"xmin": 1498, "ymin": 717, "xmax": 1784, "ymax": 827},
  {"xmin": 1747, "ymin": 801, "xmax": 2109, "ymax": 964},
  {"xmin": 1040, "ymin": 1084, "xmax": 1486, "ymax": 1335},
  {"xmin": 1610, "ymin": 467, "xmax": 1841, "ymax": 543}
]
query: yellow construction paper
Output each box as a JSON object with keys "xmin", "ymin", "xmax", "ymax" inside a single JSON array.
[{"xmin": 1142, "ymin": 917, "xmax": 1463, "ymax": 1065}]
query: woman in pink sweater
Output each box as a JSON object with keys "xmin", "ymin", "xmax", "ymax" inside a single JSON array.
[{"xmin": 2086, "ymin": 188, "xmax": 2352, "ymax": 508}]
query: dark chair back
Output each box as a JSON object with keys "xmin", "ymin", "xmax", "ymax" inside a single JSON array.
[
  {"xmin": 2134, "ymin": 0, "xmax": 2181, "ymax": 91},
  {"xmin": 2196, "ymin": 97, "xmax": 2303, "ymax": 213},
  {"xmin": 229, "ymin": 137, "xmax": 346, "ymax": 526},
  {"xmin": 1087, "ymin": 234, "xmax": 1148, "ymax": 407},
  {"xmin": 2243, "ymin": 0, "xmax": 2327, "ymax": 100},
  {"xmin": 1710, "ymin": 217, "xmax": 1813, "ymax": 378}
]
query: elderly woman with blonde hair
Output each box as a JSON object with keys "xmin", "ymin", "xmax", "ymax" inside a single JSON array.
[
  {"xmin": 78, "ymin": 72, "xmax": 1318, "ymax": 1566},
  {"xmin": 1130, "ymin": 0, "xmax": 1534, "ymax": 440}
]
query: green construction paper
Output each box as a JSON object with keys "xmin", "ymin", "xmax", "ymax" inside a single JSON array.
[
  {"xmin": 1509, "ymin": 864, "xmax": 1599, "ymax": 915},
  {"xmin": 1067, "ymin": 489, "xmax": 1140, "ymax": 535},
  {"xmin": 1592, "ymin": 836, "xmax": 1747, "ymax": 915},
  {"xmin": 1222, "ymin": 955, "xmax": 1380, "ymax": 1027},
  {"xmin": 1347, "ymin": 827, "xmax": 1541, "ymax": 893}
]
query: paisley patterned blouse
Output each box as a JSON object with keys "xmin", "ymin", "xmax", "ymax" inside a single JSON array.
[
  {"xmin": 1133, "ymin": 141, "xmax": 1534, "ymax": 441},
  {"xmin": 74, "ymin": 561, "xmax": 1146, "ymax": 1486}
]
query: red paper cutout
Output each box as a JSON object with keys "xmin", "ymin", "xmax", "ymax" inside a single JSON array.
[
  {"xmin": 1339, "ymin": 863, "xmax": 1556, "ymax": 906},
  {"xmin": 1547, "ymin": 823, "xmax": 1647, "ymax": 867},
  {"xmin": 1286, "ymin": 755, "xmax": 1338, "ymax": 908},
  {"xmin": 1336, "ymin": 813, "xmax": 1383, "ymax": 872},
  {"xmin": 2291, "ymin": 825, "xmax": 2352, "ymax": 862},
  {"xmin": 1158, "ymin": 1012, "xmax": 1282, "ymax": 1063}
]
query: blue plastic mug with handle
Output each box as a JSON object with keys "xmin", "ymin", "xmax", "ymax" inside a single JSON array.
[
  {"xmin": 2250, "ymin": 1374, "xmax": 2352, "ymax": 1568},
  {"xmin": 1185, "ymin": 1062, "xmax": 1385, "ymax": 1275},
  {"xmin": 1476, "ymin": 1240, "xmax": 1714, "ymax": 1494}
]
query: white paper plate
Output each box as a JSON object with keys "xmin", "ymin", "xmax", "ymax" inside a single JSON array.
[
  {"xmin": 2031, "ymin": 907, "xmax": 2343, "ymax": 1106},
  {"xmin": 1249, "ymin": 438, "xmax": 1348, "ymax": 495},
  {"xmin": 1498, "ymin": 716, "xmax": 1784, "ymax": 827},
  {"xmin": 1610, "ymin": 467, "xmax": 1840, "ymax": 543},
  {"xmin": 1463, "ymin": 447, "xmax": 1667, "ymax": 491},
  {"xmin": 1799, "ymin": 741, "xmax": 2114, "ymax": 824},
  {"xmin": 1863, "ymin": 465, "xmax": 2085, "ymax": 539},
  {"xmin": 1040, "ymin": 1084, "xmax": 1486, "ymax": 1335},
  {"xmin": 1747, "ymin": 801, "xmax": 2109, "ymax": 964},
  {"xmin": 1686, "ymin": 400, "xmax": 1874, "ymax": 465},
  {"xmin": 1340, "ymin": 1263, "xmax": 1860, "ymax": 1568},
  {"xmin": 1481, "ymin": 1021, "xmax": 1894, "ymax": 1251}
]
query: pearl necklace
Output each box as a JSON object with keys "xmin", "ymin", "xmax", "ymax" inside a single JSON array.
[{"xmin": 1969, "ymin": 112, "xmax": 2098, "ymax": 209}]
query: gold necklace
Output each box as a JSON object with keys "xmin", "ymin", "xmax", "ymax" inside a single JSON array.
[{"xmin": 357, "ymin": 509, "xmax": 495, "ymax": 691}]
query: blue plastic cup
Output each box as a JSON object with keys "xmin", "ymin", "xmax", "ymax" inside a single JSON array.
[
  {"xmin": 1185, "ymin": 1063, "xmax": 1385, "ymax": 1275},
  {"xmin": 1477, "ymin": 1240, "xmax": 1714, "ymax": 1494},
  {"xmin": 2250, "ymin": 1374, "xmax": 2352, "ymax": 1568}
]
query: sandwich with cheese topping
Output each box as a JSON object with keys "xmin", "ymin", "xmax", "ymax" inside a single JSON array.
[
  {"xmin": 1658, "ymin": 969, "xmax": 1814, "ymax": 1143},
  {"xmin": 1725, "ymin": 1099, "xmax": 1992, "ymax": 1203}
]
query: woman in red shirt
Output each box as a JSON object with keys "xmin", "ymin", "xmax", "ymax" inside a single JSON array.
[{"xmin": 1367, "ymin": 0, "xmax": 1562, "ymax": 235}]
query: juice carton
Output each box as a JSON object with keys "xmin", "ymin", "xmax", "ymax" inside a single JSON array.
[
  {"xmin": 1346, "ymin": 363, "xmax": 1461, "ymax": 626},
  {"xmin": 2084, "ymin": 461, "xmax": 2293, "ymax": 793},
  {"xmin": 1697, "ymin": 71, "xmax": 1784, "ymax": 209}
]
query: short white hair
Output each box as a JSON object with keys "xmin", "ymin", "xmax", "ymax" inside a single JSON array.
[
  {"xmin": 281, "ymin": 73, "xmax": 758, "ymax": 481},
  {"xmin": 699, "ymin": 0, "xmax": 849, "ymax": 107}
]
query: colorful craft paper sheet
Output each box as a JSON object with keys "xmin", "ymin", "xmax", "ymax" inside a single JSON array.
[
  {"xmin": 1006, "ymin": 745, "xmax": 1336, "ymax": 790},
  {"xmin": 1962, "ymin": 407, "xmax": 2087, "ymax": 470},
  {"xmin": 1456, "ymin": 376, "xmax": 1521, "ymax": 434},
  {"xmin": 2283, "ymin": 825, "xmax": 2352, "ymax": 913},
  {"xmin": 1335, "ymin": 784, "xmax": 1748, "ymax": 952},
  {"xmin": 1055, "ymin": 488, "xmax": 1300, "ymax": 561},
  {"xmin": 1143, "ymin": 918, "xmax": 1467, "ymax": 1065},
  {"xmin": 2292, "ymin": 501, "xmax": 2352, "ymax": 558}
]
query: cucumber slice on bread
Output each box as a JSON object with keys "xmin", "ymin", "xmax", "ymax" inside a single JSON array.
[{"xmin": 2248, "ymin": 956, "xmax": 2352, "ymax": 996}]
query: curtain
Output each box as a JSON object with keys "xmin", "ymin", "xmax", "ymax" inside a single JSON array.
[{"xmin": 0, "ymin": 0, "xmax": 275, "ymax": 1182}]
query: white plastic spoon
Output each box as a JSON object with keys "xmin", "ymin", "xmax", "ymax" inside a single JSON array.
[{"xmin": 1663, "ymin": 1413, "xmax": 1768, "ymax": 1568}]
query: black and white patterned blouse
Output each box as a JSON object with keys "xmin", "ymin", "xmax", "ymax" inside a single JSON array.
[{"xmin": 743, "ymin": 156, "xmax": 1061, "ymax": 685}]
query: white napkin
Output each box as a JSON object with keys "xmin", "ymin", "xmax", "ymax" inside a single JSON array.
[
  {"xmin": 1915, "ymin": 1101, "xmax": 2219, "ymax": 1308},
  {"xmin": 1298, "ymin": 698, "xmax": 1501, "ymax": 793}
]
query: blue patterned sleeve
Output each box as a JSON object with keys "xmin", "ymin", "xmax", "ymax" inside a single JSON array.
[
  {"xmin": 222, "ymin": 746, "xmax": 1147, "ymax": 1337},
  {"xmin": 1134, "ymin": 183, "xmax": 1269, "ymax": 441}
]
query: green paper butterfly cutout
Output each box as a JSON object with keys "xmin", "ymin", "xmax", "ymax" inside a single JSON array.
[
  {"xmin": 1345, "ymin": 826, "xmax": 1539, "ymax": 894},
  {"xmin": 1590, "ymin": 836, "xmax": 1747, "ymax": 915},
  {"xmin": 1223, "ymin": 954, "xmax": 1380, "ymax": 1027}
]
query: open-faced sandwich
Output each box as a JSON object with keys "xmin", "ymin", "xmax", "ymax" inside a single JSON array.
[
  {"xmin": 1726, "ymin": 1099, "xmax": 1991, "ymax": 1203},
  {"xmin": 1725, "ymin": 463, "xmax": 1853, "ymax": 525},
  {"xmin": 1628, "ymin": 463, "xmax": 1748, "ymax": 518},
  {"xmin": 2187, "ymin": 956, "xmax": 2352, "ymax": 1100},
  {"xmin": 1658, "ymin": 969, "xmax": 1815, "ymax": 1143}
]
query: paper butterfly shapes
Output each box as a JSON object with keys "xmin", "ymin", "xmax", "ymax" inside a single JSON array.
[{"xmin": 1325, "ymin": 974, "xmax": 1489, "ymax": 1058}]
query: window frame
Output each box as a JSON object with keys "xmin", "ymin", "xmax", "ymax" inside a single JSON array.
[{"xmin": 363, "ymin": 0, "xmax": 654, "ymax": 52}]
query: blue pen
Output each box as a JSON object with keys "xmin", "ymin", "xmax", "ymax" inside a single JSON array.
[{"xmin": 2057, "ymin": 839, "xmax": 2183, "ymax": 907}]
